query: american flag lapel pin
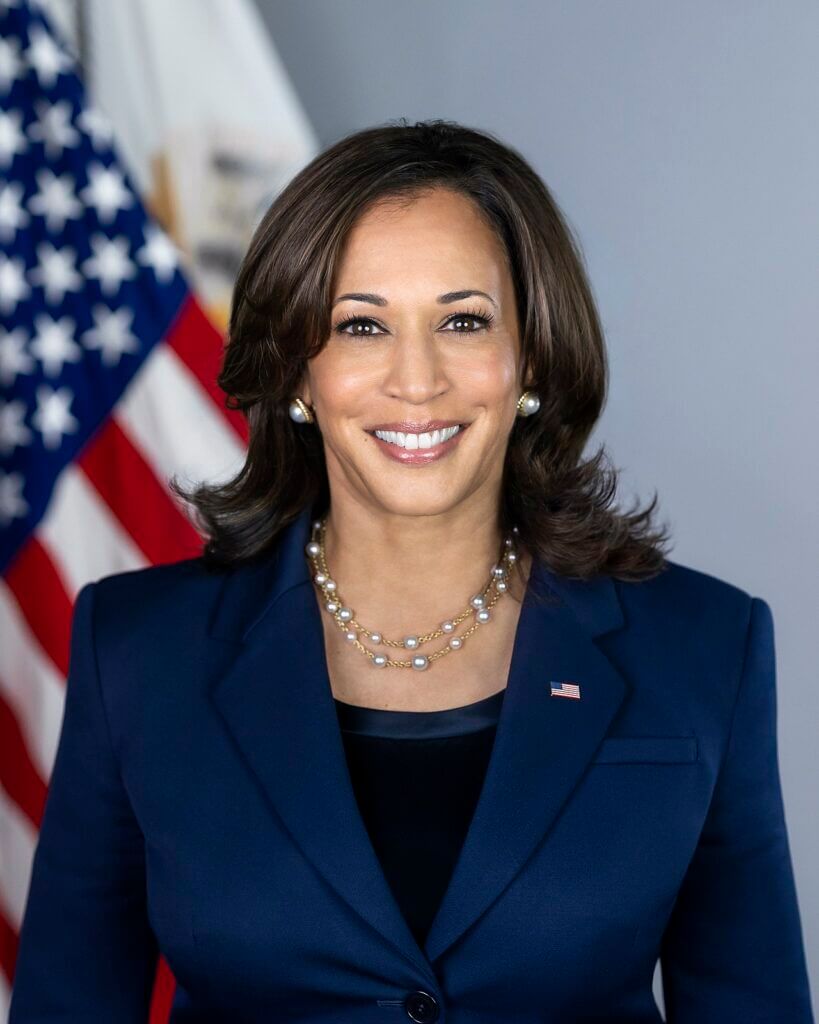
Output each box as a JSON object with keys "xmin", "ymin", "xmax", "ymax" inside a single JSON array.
[{"xmin": 550, "ymin": 680, "xmax": 582, "ymax": 700}]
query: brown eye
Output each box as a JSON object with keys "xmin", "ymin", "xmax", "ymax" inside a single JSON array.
[
  {"xmin": 444, "ymin": 315, "xmax": 486, "ymax": 333},
  {"xmin": 333, "ymin": 317, "xmax": 384, "ymax": 337},
  {"xmin": 442, "ymin": 309, "xmax": 495, "ymax": 333},
  {"xmin": 333, "ymin": 308, "xmax": 495, "ymax": 339}
]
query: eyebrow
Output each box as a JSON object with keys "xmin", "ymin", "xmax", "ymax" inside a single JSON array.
[{"xmin": 331, "ymin": 289, "xmax": 498, "ymax": 308}]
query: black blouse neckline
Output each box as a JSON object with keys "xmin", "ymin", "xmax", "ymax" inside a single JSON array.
[{"xmin": 333, "ymin": 687, "xmax": 506, "ymax": 740}]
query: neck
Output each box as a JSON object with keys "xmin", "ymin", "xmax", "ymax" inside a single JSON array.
[{"xmin": 319, "ymin": 501, "xmax": 531, "ymax": 636}]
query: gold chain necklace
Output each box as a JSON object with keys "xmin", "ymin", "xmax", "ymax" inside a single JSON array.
[{"xmin": 304, "ymin": 515, "xmax": 520, "ymax": 670}]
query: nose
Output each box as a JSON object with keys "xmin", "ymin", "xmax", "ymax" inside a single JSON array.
[{"xmin": 382, "ymin": 331, "xmax": 449, "ymax": 404}]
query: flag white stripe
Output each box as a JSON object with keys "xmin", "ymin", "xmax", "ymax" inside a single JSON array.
[
  {"xmin": 116, "ymin": 343, "xmax": 246, "ymax": 496},
  {"xmin": 37, "ymin": 465, "xmax": 148, "ymax": 601},
  {"xmin": 0, "ymin": 780, "xmax": 38, "ymax": 933},
  {"xmin": 0, "ymin": 585, "xmax": 66, "ymax": 783}
]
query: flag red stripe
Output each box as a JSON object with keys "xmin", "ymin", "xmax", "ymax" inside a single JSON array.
[
  {"xmin": 77, "ymin": 418, "xmax": 204, "ymax": 565},
  {"xmin": 0, "ymin": 691, "xmax": 48, "ymax": 830},
  {"xmin": 165, "ymin": 294, "xmax": 249, "ymax": 445},
  {"xmin": 149, "ymin": 955, "xmax": 178, "ymax": 1022},
  {"xmin": 4, "ymin": 541, "xmax": 73, "ymax": 678}
]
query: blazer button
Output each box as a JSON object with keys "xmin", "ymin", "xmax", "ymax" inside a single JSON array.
[{"xmin": 404, "ymin": 989, "xmax": 440, "ymax": 1022}]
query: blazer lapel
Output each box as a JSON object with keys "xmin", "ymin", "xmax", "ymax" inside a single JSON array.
[
  {"xmin": 422, "ymin": 559, "xmax": 629, "ymax": 962},
  {"xmin": 207, "ymin": 504, "xmax": 436, "ymax": 980},
  {"xmin": 206, "ymin": 503, "xmax": 631, "ymax": 973}
]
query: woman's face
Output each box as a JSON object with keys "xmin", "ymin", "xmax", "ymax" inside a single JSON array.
[{"xmin": 301, "ymin": 186, "xmax": 525, "ymax": 518}]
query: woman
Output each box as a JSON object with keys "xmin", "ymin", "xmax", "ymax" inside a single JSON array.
[{"xmin": 10, "ymin": 120, "xmax": 813, "ymax": 1022}]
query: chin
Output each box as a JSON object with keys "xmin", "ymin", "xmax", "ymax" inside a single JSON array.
[{"xmin": 363, "ymin": 488, "xmax": 471, "ymax": 519}]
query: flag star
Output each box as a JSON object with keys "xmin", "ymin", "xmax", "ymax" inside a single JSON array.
[
  {"xmin": 0, "ymin": 469, "xmax": 28, "ymax": 527},
  {"xmin": 27, "ymin": 98, "xmax": 80, "ymax": 159},
  {"xmin": 24, "ymin": 24, "xmax": 74, "ymax": 89},
  {"xmin": 136, "ymin": 224, "xmax": 180, "ymax": 282},
  {"xmin": 0, "ymin": 35, "xmax": 24, "ymax": 94},
  {"xmin": 81, "ymin": 304, "xmax": 139, "ymax": 366},
  {"xmin": 81, "ymin": 233, "xmax": 136, "ymax": 295},
  {"xmin": 0, "ymin": 180, "xmax": 30, "ymax": 242},
  {"xmin": 0, "ymin": 326, "xmax": 34, "ymax": 387},
  {"xmin": 0, "ymin": 253, "xmax": 30, "ymax": 314},
  {"xmin": 31, "ymin": 383, "xmax": 79, "ymax": 450},
  {"xmin": 80, "ymin": 163, "xmax": 134, "ymax": 223},
  {"xmin": 29, "ymin": 241, "xmax": 83, "ymax": 304},
  {"xmin": 77, "ymin": 106, "xmax": 114, "ymax": 149},
  {"xmin": 29, "ymin": 312, "xmax": 82, "ymax": 376},
  {"xmin": 28, "ymin": 167, "xmax": 82, "ymax": 232},
  {"xmin": 0, "ymin": 398, "xmax": 32, "ymax": 456},
  {"xmin": 0, "ymin": 108, "xmax": 28, "ymax": 168}
]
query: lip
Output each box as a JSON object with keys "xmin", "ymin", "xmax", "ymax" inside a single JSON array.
[
  {"xmin": 365, "ymin": 419, "xmax": 466, "ymax": 433},
  {"xmin": 367, "ymin": 422, "xmax": 468, "ymax": 465}
]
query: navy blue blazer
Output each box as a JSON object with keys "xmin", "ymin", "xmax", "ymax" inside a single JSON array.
[{"xmin": 10, "ymin": 503, "xmax": 814, "ymax": 1022}]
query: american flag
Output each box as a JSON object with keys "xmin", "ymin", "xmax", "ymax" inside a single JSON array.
[
  {"xmin": 550, "ymin": 680, "xmax": 582, "ymax": 700},
  {"xmin": 0, "ymin": 0, "xmax": 247, "ymax": 1017}
]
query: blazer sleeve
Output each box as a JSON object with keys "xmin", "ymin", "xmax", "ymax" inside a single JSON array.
[
  {"xmin": 659, "ymin": 596, "xmax": 815, "ymax": 1023},
  {"xmin": 9, "ymin": 580, "xmax": 159, "ymax": 1021}
]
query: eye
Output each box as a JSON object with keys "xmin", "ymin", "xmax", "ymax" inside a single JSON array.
[
  {"xmin": 333, "ymin": 316, "xmax": 385, "ymax": 337},
  {"xmin": 332, "ymin": 307, "xmax": 495, "ymax": 338},
  {"xmin": 441, "ymin": 308, "xmax": 495, "ymax": 333}
]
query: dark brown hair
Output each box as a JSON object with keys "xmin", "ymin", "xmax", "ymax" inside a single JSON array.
[{"xmin": 172, "ymin": 118, "xmax": 672, "ymax": 586}]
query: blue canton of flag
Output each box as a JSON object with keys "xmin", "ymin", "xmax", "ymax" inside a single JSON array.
[{"xmin": 0, "ymin": 0, "xmax": 188, "ymax": 573}]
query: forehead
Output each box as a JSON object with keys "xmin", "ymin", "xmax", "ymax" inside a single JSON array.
[{"xmin": 334, "ymin": 188, "xmax": 510, "ymax": 290}]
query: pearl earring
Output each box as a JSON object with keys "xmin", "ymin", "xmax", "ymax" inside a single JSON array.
[
  {"xmin": 289, "ymin": 397, "xmax": 315, "ymax": 424},
  {"xmin": 516, "ymin": 390, "xmax": 540, "ymax": 417}
]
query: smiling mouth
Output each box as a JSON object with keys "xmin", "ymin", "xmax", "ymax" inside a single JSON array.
[{"xmin": 366, "ymin": 423, "xmax": 469, "ymax": 450}]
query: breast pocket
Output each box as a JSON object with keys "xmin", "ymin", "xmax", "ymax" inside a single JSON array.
[{"xmin": 592, "ymin": 735, "xmax": 699, "ymax": 764}]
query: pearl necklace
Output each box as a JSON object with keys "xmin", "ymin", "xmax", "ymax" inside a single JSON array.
[{"xmin": 304, "ymin": 515, "xmax": 520, "ymax": 671}]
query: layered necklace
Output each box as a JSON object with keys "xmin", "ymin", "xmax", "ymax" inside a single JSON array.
[{"xmin": 304, "ymin": 515, "xmax": 520, "ymax": 671}]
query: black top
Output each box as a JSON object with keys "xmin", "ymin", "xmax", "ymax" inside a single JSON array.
[{"xmin": 333, "ymin": 687, "xmax": 506, "ymax": 948}]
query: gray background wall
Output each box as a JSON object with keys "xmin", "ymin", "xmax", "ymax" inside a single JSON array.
[{"xmin": 254, "ymin": 0, "xmax": 818, "ymax": 1014}]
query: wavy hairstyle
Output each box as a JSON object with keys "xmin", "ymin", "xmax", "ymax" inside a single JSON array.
[{"xmin": 172, "ymin": 118, "xmax": 672, "ymax": 587}]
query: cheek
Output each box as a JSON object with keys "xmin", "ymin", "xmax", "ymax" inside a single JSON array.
[
  {"xmin": 451, "ymin": 349, "xmax": 517, "ymax": 403},
  {"xmin": 311, "ymin": 358, "xmax": 381, "ymax": 414}
]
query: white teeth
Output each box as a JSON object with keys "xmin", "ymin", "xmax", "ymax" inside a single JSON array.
[{"xmin": 374, "ymin": 425, "xmax": 461, "ymax": 449}]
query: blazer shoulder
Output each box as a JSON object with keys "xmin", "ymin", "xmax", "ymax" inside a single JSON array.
[
  {"xmin": 617, "ymin": 556, "xmax": 758, "ymax": 612},
  {"xmin": 612, "ymin": 556, "xmax": 765, "ymax": 662},
  {"xmin": 609, "ymin": 559, "xmax": 774, "ymax": 726},
  {"xmin": 85, "ymin": 555, "xmax": 231, "ymax": 650}
]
